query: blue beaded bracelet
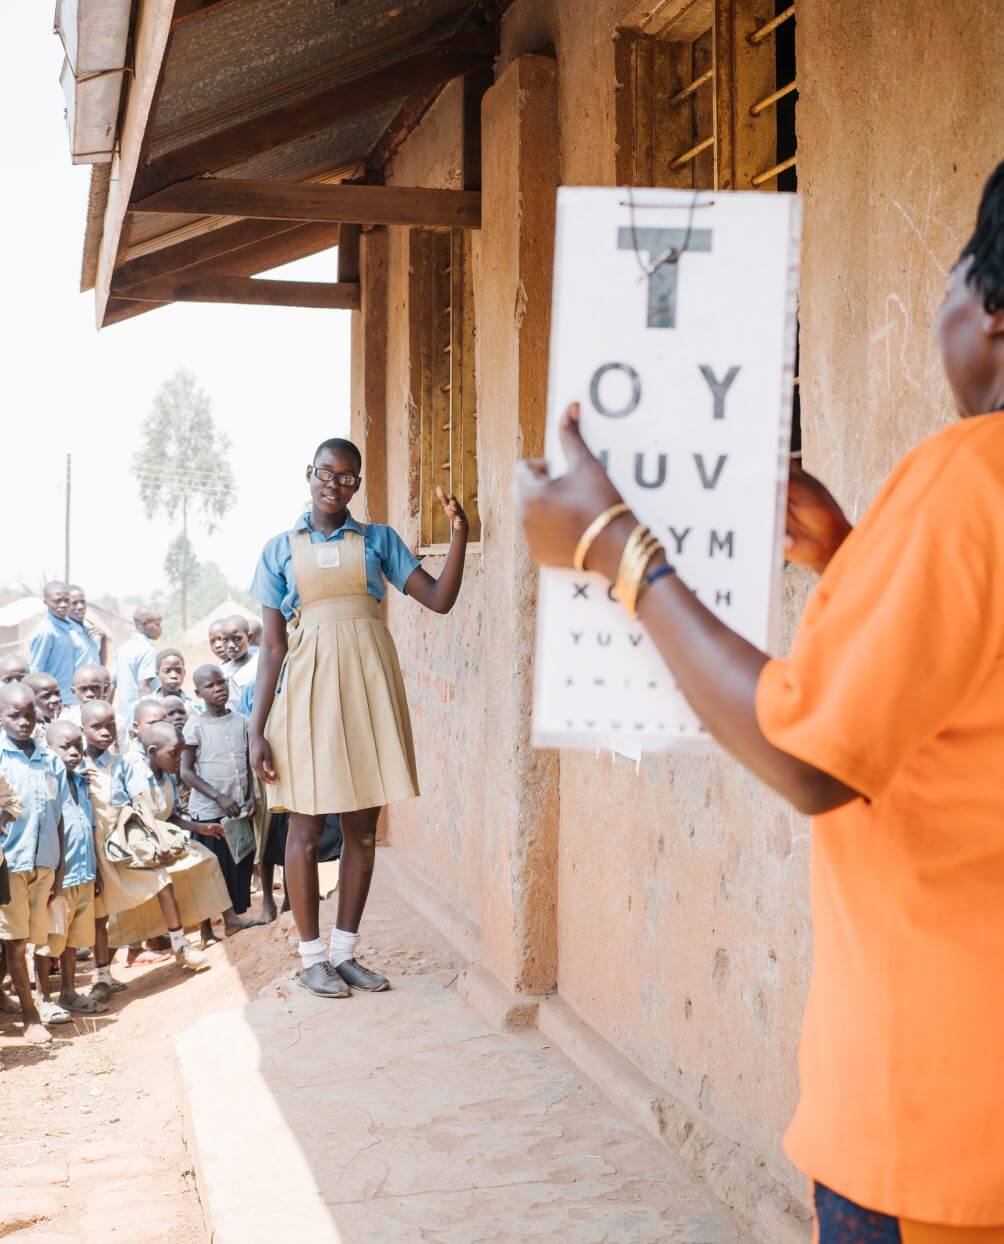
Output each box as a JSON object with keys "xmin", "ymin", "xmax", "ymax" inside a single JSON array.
[{"xmin": 644, "ymin": 564, "xmax": 676, "ymax": 588}]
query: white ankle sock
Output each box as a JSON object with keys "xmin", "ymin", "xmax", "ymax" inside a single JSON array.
[
  {"xmin": 328, "ymin": 927, "xmax": 359, "ymax": 968},
  {"xmin": 168, "ymin": 928, "xmax": 186, "ymax": 952},
  {"xmin": 299, "ymin": 937, "xmax": 327, "ymax": 970},
  {"xmin": 94, "ymin": 966, "xmax": 111, "ymax": 985}
]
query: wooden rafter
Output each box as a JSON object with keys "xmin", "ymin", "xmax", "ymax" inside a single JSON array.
[
  {"xmin": 118, "ymin": 274, "xmax": 361, "ymax": 309},
  {"xmin": 94, "ymin": 0, "xmax": 176, "ymax": 327},
  {"xmin": 172, "ymin": 0, "xmax": 241, "ymax": 26},
  {"xmin": 134, "ymin": 179, "xmax": 482, "ymax": 228},
  {"xmin": 131, "ymin": 43, "xmax": 494, "ymax": 201},
  {"xmin": 103, "ymin": 221, "xmax": 344, "ymax": 326},
  {"xmin": 337, "ymin": 224, "xmax": 361, "ymax": 285},
  {"xmin": 112, "ymin": 219, "xmax": 305, "ymax": 291},
  {"xmin": 365, "ymin": 85, "xmax": 446, "ymax": 178}
]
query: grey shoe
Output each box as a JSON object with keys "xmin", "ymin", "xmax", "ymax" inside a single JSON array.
[
  {"xmin": 296, "ymin": 961, "xmax": 351, "ymax": 998},
  {"xmin": 335, "ymin": 958, "xmax": 389, "ymax": 992}
]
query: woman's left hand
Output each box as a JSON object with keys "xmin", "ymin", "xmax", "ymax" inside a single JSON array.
[
  {"xmin": 514, "ymin": 402, "xmax": 628, "ymax": 577},
  {"xmin": 436, "ymin": 486, "xmax": 469, "ymax": 536}
]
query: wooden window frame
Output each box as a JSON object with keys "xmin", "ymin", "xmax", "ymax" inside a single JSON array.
[
  {"xmin": 615, "ymin": 0, "xmax": 797, "ymax": 193},
  {"xmin": 409, "ymin": 227, "xmax": 481, "ymax": 553}
]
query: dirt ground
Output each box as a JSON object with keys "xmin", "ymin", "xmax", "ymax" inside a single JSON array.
[{"xmin": 0, "ymin": 889, "xmax": 311, "ymax": 1242}]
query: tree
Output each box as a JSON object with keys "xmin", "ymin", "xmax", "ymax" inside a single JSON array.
[{"xmin": 134, "ymin": 369, "xmax": 236, "ymax": 628}]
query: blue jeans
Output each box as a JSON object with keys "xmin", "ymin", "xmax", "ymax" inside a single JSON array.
[{"xmin": 815, "ymin": 1184, "xmax": 901, "ymax": 1243}]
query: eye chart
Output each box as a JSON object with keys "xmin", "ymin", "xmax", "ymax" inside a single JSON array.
[{"xmin": 532, "ymin": 187, "xmax": 801, "ymax": 752}]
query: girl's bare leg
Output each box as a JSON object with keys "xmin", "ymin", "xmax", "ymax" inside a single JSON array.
[
  {"xmin": 336, "ymin": 808, "xmax": 380, "ymax": 933},
  {"xmin": 285, "ymin": 814, "xmax": 325, "ymax": 941}
]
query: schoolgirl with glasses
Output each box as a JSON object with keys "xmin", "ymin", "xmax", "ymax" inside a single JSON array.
[{"xmin": 249, "ymin": 437, "xmax": 468, "ymax": 997}]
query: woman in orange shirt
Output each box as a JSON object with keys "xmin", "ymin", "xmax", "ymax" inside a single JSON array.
[{"xmin": 517, "ymin": 164, "xmax": 1004, "ymax": 1242}]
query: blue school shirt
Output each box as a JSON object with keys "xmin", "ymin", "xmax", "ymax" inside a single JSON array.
[
  {"xmin": 61, "ymin": 767, "xmax": 97, "ymax": 887},
  {"xmin": 250, "ymin": 512, "xmax": 420, "ymax": 620},
  {"xmin": 69, "ymin": 618, "xmax": 101, "ymax": 669},
  {"xmin": 29, "ymin": 612, "xmax": 78, "ymax": 703},
  {"xmin": 237, "ymin": 680, "xmax": 255, "ymax": 717},
  {"xmin": 112, "ymin": 631, "xmax": 159, "ymax": 715},
  {"xmin": 109, "ymin": 750, "xmax": 178, "ymax": 808},
  {"xmin": 0, "ymin": 731, "xmax": 70, "ymax": 873}
]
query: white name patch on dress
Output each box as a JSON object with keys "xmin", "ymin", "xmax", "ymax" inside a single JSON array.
[{"xmin": 316, "ymin": 546, "xmax": 341, "ymax": 569}]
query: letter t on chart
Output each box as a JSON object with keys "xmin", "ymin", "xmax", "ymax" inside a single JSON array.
[{"xmin": 617, "ymin": 228, "xmax": 712, "ymax": 328}]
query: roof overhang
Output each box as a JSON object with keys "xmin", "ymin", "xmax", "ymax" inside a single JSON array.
[{"xmin": 80, "ymin": 0, "xmax": 499, "ymax": 328}]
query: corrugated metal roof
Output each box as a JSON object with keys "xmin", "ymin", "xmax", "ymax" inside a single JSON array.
[
  {"xmin": 149, "ymin": 0, "xmax": 471, "ymax": 150},
  {"xmin": 83, "ymin": 0, "xmax": 489, "ymax": 317}
]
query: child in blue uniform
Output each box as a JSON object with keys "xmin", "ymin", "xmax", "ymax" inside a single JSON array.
[
  {"xmin": 28, "ymin": 581, "xmax": 77, "ymax": 704},
  {"xmin": 35, "ymin": 721, "xmax": 105, "ymax": 1018},
  {"xmin": 0, "ymin": 683, "xmax": 67, "ymax": 1045}
]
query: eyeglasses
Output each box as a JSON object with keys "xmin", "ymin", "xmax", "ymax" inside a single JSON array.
[{"xmin": 311, "ymin": 467, "xmax": 360, "ymax": 487}]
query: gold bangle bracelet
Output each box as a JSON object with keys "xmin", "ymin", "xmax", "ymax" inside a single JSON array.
[
  {"xmin": 615, "ymin": 526, "xmax": 665, "ymax": 616},
  {"xmin": 572, "ymin": 503, "xmax": 631, "ymax": 572},
  {"xmin": 614, "ymin": 525, "xmax": 653, "ymax": 604}
]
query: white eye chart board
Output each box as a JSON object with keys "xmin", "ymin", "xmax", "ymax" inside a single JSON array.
[{"xmin": 532, "ymin": 187, "xmax": 801, "ymax": 752}]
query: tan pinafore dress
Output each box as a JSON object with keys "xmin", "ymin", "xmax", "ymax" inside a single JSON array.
[{"xmin": 265, "ymin": 527, "xmax": 419, "ymax": 815}]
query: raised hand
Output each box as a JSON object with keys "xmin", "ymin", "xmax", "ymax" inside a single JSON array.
[
  {"xmin": 436, "ymin": 485, "xmax": 469, "ymax": 535},
  {"xmin": 514, "ymin": 402, "xmax": 628, "ymax": 575}
]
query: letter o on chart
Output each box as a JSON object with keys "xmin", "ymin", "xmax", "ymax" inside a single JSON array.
[{"xmin": 589, "ymin": 363, "xmax": 642, "ymax": 419}]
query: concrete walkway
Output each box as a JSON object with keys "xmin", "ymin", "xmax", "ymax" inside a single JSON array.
[{"xmin": 176, "ymin": 871, "xmax": 753, "ymax": 1243}]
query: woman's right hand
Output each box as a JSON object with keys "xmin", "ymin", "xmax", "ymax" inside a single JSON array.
[
  {"xmin": 250, "ymin": 732, "xmax": 277, "ymax": 784},
  {"xmin": 785, "ymin": 461, "xmax": 853, "ymax": 574}
]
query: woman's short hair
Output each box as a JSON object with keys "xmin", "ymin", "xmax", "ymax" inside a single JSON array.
[{"xmin": 960, "ymin": 161, "xmax": 1004, "ymax": 314}]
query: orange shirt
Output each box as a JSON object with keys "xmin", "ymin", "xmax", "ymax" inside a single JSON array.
[{"xmin": 757, "ymin": 414, "xmax": 1004, "ymax": 1226}]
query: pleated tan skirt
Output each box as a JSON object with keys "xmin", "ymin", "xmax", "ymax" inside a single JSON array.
[
  {"xmin": 265, "ymin": 596, "xmax": 420, "ymax": 816},
  {"xmin": 105, "ymin": 841, "xmax": 231, "ymax": 947}
]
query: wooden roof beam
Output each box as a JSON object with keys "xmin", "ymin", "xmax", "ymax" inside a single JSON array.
[
  {"xmin": 134, "ymin": 179, "xmax": 482, "ymax": 228},
  {"xmin": 111, "ymin": 219, "xmax": 307, "ymax": 292},
  {"xmin": 104, "ymin": 221, "xmax": 344, "ymax": 325},
  {"xmin": 131, "ymin": 40, "xmax": 495, "ymax": 201},
  {"xmin": 94, "ymin": 0, "xmax": 176, "ymax": 327},
  {"xmin": 117, "ymin": 274, "xmax": 361, "ymax": 310},
  {"xmin": 172, "ymin": 0, "xmax": 241, "ymax": 27}
]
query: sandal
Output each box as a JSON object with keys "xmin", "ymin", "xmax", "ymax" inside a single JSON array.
[
  {"xmin": 36, "ymin": 999, "xmax": 71, "ymax": 1025},
  {"xmin": 89, "ymin": 978, "xmax": 127, "ymax": 1004},
  {"xmin": 125, "ymin": 949, "xmax": 173, "ymax": 967},
  {"xmin": 62, "ymin": 995, "xmax": 107, "ymax": 1014}
]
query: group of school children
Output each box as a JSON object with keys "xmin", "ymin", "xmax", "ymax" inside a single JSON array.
[{"xmin": 0, "ymin": 580, "xmax": 276, "ymax": 1050}]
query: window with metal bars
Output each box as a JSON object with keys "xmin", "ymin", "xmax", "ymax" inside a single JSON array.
[
  {"xmin": 615, "ymin": 0, "xmax": 800, "ymax": 444},
  {"xmin": 409, "ymin": 228, "xmax": 481, "ymax": 550},
  {"xmin": 615, "ymin": 0, "xmax": 797, "ymax": 193}
]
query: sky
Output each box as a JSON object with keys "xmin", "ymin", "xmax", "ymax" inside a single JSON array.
[{"xmin": 0, "ymin": 7, "xmax": 352, "ymax": 601}]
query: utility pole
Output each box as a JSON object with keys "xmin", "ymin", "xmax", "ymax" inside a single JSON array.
[{"xmin": 64, "ymin": 453, "xmax": 72, "ymax": 583}]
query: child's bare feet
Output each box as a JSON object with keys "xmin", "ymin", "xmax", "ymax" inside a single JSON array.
[
  {"xmin": 223, "ymin": 914, "xmax": 256, "ymax": 937},
  {"xmin": 199, "ymin": 918, "xmax": 222, "ymax": 948},
  {"xmin": 260, "ymin": 897, "xmax": 278, "ymax": 924},
  {"xmin": 22, "ymin": 1021, "xmax": 52, "ymax": 1045},
  {"xmin": 0, "ymin": 989, "xmax": 19, "ymax": 1015}
]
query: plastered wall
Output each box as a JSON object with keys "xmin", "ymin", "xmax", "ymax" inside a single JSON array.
[{"xmin": 357, "ymin": 0, "xmax": 1004, "ymax": 1211}]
